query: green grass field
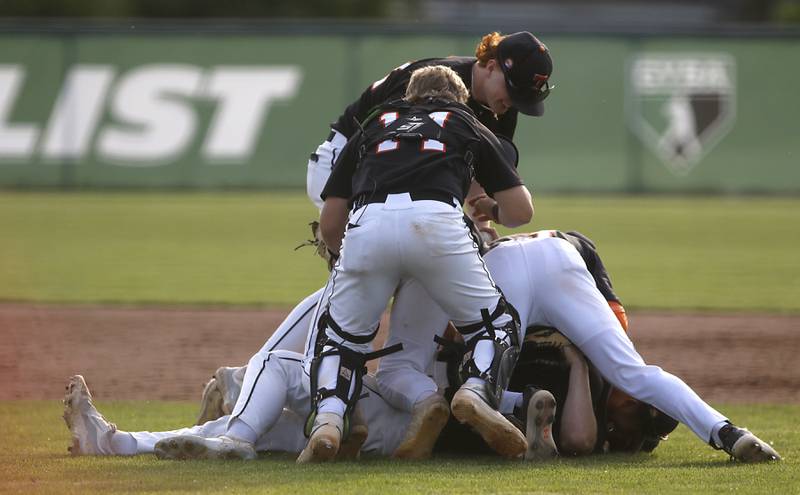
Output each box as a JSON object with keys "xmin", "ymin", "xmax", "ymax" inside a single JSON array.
[
  {"xmin": 2, "ymin": 192, "xmax": 798, "ymax": 493},
  {"xmin": 1, "ymin": 401, "xmax": 796, "ymax": 494},
  {"xmin": 1, "ymin": 192, "xmax": 799, "ymax": 311}
]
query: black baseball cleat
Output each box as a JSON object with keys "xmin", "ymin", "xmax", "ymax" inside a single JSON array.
[{"xmin": 716, "ymin": 423, "xmax": 781, "ymax": 463}]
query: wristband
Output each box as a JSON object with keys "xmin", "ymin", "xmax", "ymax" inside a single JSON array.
[{"xmin": 491, "ymin": 203, "xmax": 500, "ymax": 223}]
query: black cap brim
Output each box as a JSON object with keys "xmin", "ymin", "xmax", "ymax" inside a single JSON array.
[{"xmin": 508, "ymin": 87, "xmax": 545, "ymax": 116}]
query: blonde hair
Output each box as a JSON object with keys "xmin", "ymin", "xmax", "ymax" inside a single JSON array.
[
  {"xmin": 475, "ymin": 32, "xmax": 505, "ymax": 66},
  {"xmin": 404, "ymin": 65, "xmax": 469, "ymax": 104}
]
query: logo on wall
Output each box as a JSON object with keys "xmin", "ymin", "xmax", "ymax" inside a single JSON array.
[
  {"xmin": 0, "ymin": 64, "xmax": 303, "ymax": 165},
  {"xmin": 626, "ymin": 53, "xmax": 736, "ymax": 175}
]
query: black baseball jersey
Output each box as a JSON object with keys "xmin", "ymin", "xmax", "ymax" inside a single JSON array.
[
  {"xmin": 332, "ymin": 57, "xmax": 518, "ymax": 140},
  {"xmin": 321, "ymin": 98, "xmax": 523, "ymax": 207}
]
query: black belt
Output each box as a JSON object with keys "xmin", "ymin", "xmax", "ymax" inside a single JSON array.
[{"xmin": 351, "ymin": 191, "xmax": 458, "ymax": 210}]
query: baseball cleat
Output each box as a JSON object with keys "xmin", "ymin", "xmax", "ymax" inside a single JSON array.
[
  {"xmin": 393, "ymin": 394, "xmax": 450, "ymax": 460},
  {"xmin": 718, "ymin": 424, "xmax": 781, "ymax": 463},
  {"xmin": 336, "ymin": 405, "xmax": 368, "ymax": 461},
  {"xmin": 154, "ymin": 435, "xmax": 256, "ymax": 460},
  {"xmin": 451, "ymin": 382, "xmax": 527, "ymax": 459},
  {"xmin": 215, "ymin": 366, "xmax": 245, "ymax": 415},
  {"xmin": 336, "ymin": 423, "xmax": 368, "ymax": 461},
  {"xmin": 296, "ymin": 412, "xmax": 342, "ymax": 464},
  {"xmin": 524, "ymin": 389, "xmax": 559, "ymax": 461},
  {"xmin": 62, "ymin": 375, "xmax": 116, "ymax": 455},
  {"xmin": 195, "ymin": 377, "xmax": 225, "ymax": 425}
]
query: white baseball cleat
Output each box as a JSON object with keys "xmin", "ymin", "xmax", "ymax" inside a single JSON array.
[
  {"xmin": 451, "ymin": 382, "xmax": 527, "ymax": 459},
  {"xmin": 296, "ymin": 412, "xmax": 342, "ymax": 464},
  {"xmin": 62, "ymin": 375, "xmax": 116, "ymax": 456},
  {"xmin": 524, "ymin": 389, "xmax": 559, "ymax": 461},
  {"xmin": 393, "ymin": 394, "xmax": 450, "ymax": 460},
  {"xmin": 717, "ymin": 424, "xmax": 781, "ymax": 463},
  {"xmin": 195, "ymin": 377, "xmax": 225, "ymax": 425},
  {"xmin": 336, "ymin": 405, "xmax": 368, "ymax": 461},
  {"xmin": 336, "ymin": 423, "xmax": 368, "ymax": 461},
  {"xmin": 154, "ymin": 434, "xmax": 256, "ymax": 460},
  {"xmin": 215, "ymin": 366, "xmax": 245, "ymax": 415}
]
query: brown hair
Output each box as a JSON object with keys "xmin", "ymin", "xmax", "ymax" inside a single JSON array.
[
  {"xmin": 405, "ymin": 65, "xmax": 469, "ymax": 104},
  {"xmin": 475, "ymin": 32, "xmax": 505, "ymax": 66}
]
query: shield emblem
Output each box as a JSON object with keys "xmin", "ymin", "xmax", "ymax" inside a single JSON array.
[{"xmin": 626, "ymin": 53, "xmax": 736, "ymax": 175}]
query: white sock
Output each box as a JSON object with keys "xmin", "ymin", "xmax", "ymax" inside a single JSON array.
[
  {"xmin": 226, "ymin": 418, "xmax": 258, "ymax": 444},
  {"xmin": 318, "ymin": 396, "xmax": 346, "ymax": 417},
  {"xmin": 499, "ymin": 391, "xmax": 522, "ymax": 415},
  {"xmin": 110, "ymin": 431, "xmax": 138, "ymax": 456}
]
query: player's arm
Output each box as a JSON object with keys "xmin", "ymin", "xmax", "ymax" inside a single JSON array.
[
  {"xmin": 472, "ymin": 129, "xmax": 533, "ymax": 228},
  {"xmin": 319, "ymin": 135, "xmax": 360, "ymax": 254},
  {"xmin": 489, "ymin": 187, "xmax": 533, "ymax": 228},
  {"xmin": 320, "ymin": 198, "xmax": 348, "ymax": 255}
]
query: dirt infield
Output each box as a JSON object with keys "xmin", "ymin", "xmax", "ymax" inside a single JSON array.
[{"xmin": 1, "ymin": 304, "xmax": 798, "ymax": 403}]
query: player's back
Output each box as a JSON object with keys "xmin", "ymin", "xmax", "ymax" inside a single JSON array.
[{"xmin": 350, "ymin": 98, "xmax": 481, "ymax": 204}]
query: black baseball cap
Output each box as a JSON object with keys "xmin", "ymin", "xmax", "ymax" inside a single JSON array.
[{"xmin": 496, "ymin": 31, "xmax": 553, "ymax": 116}]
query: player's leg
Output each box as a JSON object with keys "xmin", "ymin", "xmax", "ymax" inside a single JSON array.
[
  {"xmin": 532, "ymin": 237, "xmax": 780, "ymax": 462},
  {"xmin": 376, "ymin": 278, "xmax": 448, "ymax": 412},
  {"xmin": 303, "ymin": 210, "xmax": 402, "ymax": 462},
  {"xmin": 258, "ymin": 287, "xmax": 325, "ymax": 355},
  {"xmin": 357, "ymin": 374, "xmax": 415, "ymax": 457},
  {"xmin": 195, "ymin": 286, "xmax": 326, "ymax": 425},
  {"xmin": 156, "ymin": 350, "xmax": 311, "ymax": 460},
  {"xmin": 374, "ymin": 279, "xmax": 451, "ymax": 459},
  {"xmin": 403, "ymin": 205, "xmax": 526, "ymax": 459}
]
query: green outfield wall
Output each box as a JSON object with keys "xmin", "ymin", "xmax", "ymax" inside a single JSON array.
[{"xmin": 0, "ymin": 30, "xmax": 797, "ymax": 192}]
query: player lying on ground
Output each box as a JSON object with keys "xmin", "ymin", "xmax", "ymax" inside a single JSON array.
[
  {"xmin": 60, "ymin": 333, "xmax": 669, "ymax": 460},
  {"xmin": 63, "ymin": 232, "xmax": 781, "ymax": 463},
  {"xmin": 192, "ymin": 230, "xmax": 678, "ymax": 459}
]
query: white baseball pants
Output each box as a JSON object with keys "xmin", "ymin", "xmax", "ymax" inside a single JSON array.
[
  {"xmin": 484, "ymin": 235, "xmax": 728, "ymax": 442},
  {"xmin": 306, "ymin": 130, "xmax": 347, "ymax": 210}
]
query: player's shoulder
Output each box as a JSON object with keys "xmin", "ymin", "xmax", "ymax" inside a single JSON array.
[{"xmin": 400, "ymin": 57, "xmax": 476, "ymax": 82}]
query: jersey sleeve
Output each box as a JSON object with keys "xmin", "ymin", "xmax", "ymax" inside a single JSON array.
[
  {"xmin": 330, "ymin": 62, "xmax": 412, "ymax": 138},
  {"xmin": 320, "ymin": 134, "xmax": 360, "ymax": 201},
  {"xmin": 472, "ymin": 124, "xmax": 524, "ymax": 195}
]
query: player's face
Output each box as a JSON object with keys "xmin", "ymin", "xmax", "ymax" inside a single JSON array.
[{"xmin": 481, "ymin": 60, "xmax": 513, "ymax": 115}]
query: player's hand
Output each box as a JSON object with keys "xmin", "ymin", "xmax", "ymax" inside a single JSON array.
[
  {"xmin": 479, "ymin": 224, "xmax": 499, "ymax": 241},
  {"xmin": 468, "ymin": 194, "xmax": 498, "ymax": 223},
  {"xmin": 563, "ymin": 345, "xmax": 587, "ymax": 369}
]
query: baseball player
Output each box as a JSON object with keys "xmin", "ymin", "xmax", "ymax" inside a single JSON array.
[
  {"xmin": 305, "ymin": 63, "xmax": 534, "ymax": 462},
  {"xmin": 62, "ymin": 227, "xmax": 781, "ymax": 463},
  {"xmin": 298, "ymin": 30, "xmax": 553, "ymax": 460},
  {"xmin": 472, "ymin": 231, "xmax": 780, "ymax": 462},
  {"xmin": 307, "ymin": 30, "xmax": 552, "ymax": 210}
]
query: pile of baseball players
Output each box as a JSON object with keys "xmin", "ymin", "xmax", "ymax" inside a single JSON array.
[{"xmin": 63, "ymin": 31, "xmax": 781, "ymax": 464}]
